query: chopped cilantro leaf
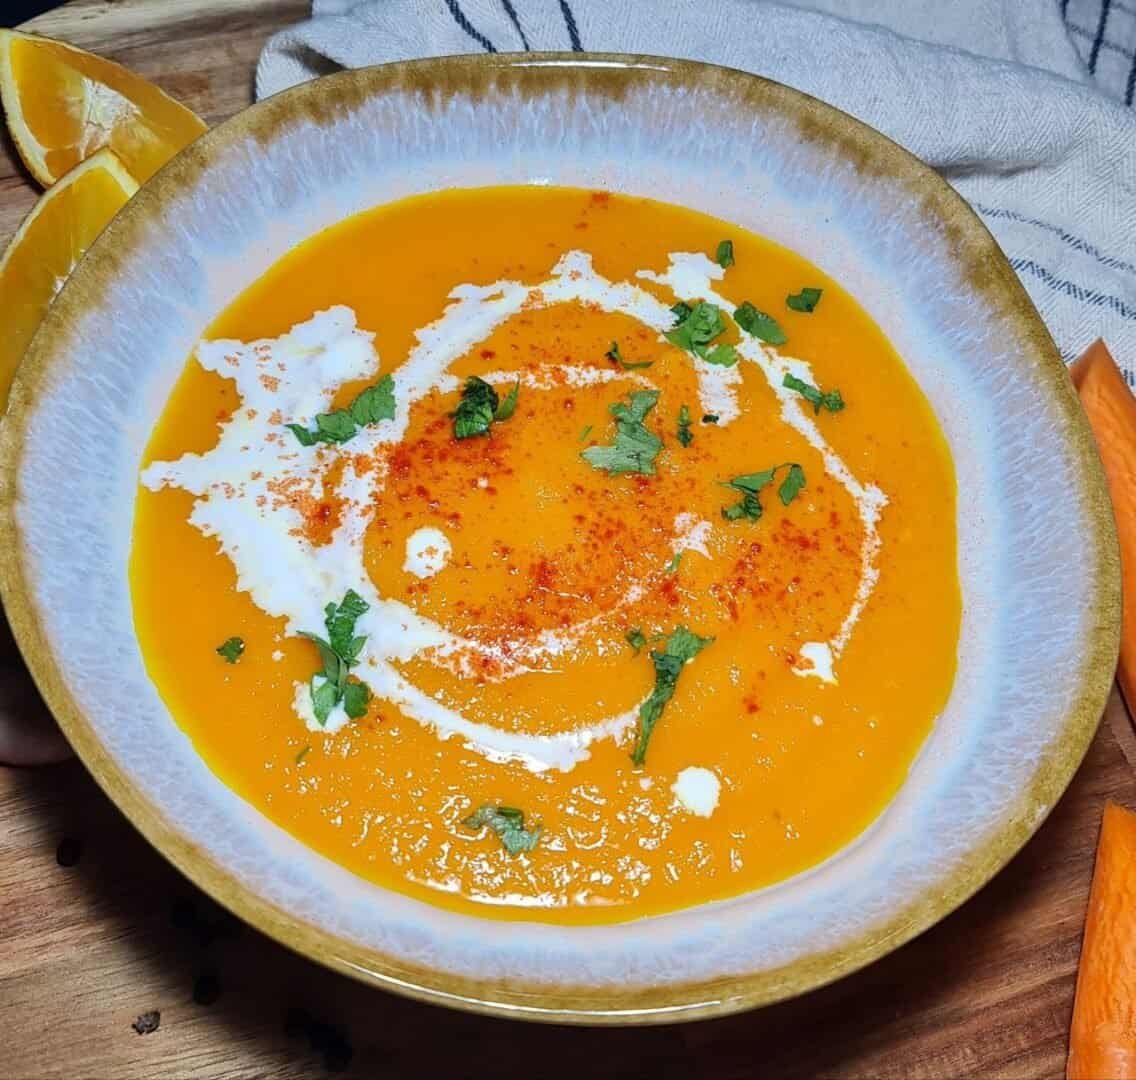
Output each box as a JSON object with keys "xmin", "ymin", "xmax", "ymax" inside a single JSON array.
[
  {"xmin": 348, "ymin": 375, "xmax": 396, "ymax": 426},
  {"xmin": 715, "ymin": 239, "xmax": 735, "ymax": 268},
  {"xmin": 632, "ymin": 626, "xmax": 714, "ymax": 766},
  {"xmin": 778, "ymin": 463, "xmax": 807, "ymax": 505},
  {"xmin": 626, "ymin": 627, "xmax": 648, "ymax": 655},
  {"xmin": 702, "ymin": 413, "xmax": 719, "ymax": 424},
  {"xmin": 286, "ymin": 424, "xmax": 318, "ymax": 447},
  {"xmin": 310, "ymin": 675, "xmax": 339, "ymax": 726},
  {"xmin": 324, "ymin": 589, "xmax": 369, "ymax": 662},
  {"xmin": 495, "ymin": 379, "xmax": 520, "ymax": 421},
  {"xmin": 666, "ymin": 552, "xmax": 683, "ymax": 573},
  {"xmin": 726, "ymin": 468, "xmax": 778, "ymax": 493},
  {"xmin": 734, "ymin": 301, "xmax": 788, "ymax": 346},
  {"xmin": 702, "ymin": 343, "xmax": 738, "ymax": 367},
  {"xmin": 581, "ymin": 389, "xmax": 662, "ymax": 476},
  {"xmin": 300, "ymin": 590, "xmax": 371, "ymax": 725},
  {"xmin": 606, "ymin": 341, "xmax": 653, "ymax": 371},
  {"xmin": 452, "ymin": 376, "xmax": 499, "ymax": 439},
  {"xmin": 720, "ymin": 464, "xmax": 805, "ymax": 521},
  {"xmin": 722, "ymin": 492, "xmax": 762, "ymax": 521},
  {"xmin": 786, "ymin": 287, "xmax": 823, "ymax": 312},
  {"xmin": 677, "ymin": 404, "xmax": 693, "ymax": 447},
  {"xmin": 451, "ymin": 375, "xmax": 519, "ymax": 437},
  {"xmin": 782, "ymin": 373, "xmax": 844, "ymax": 414},
  {"xmin": 342, "ymin": 679, "xmax": 371, "ymax": 719},
  {"xmin": 287, "ymin": 374, "xmax": 395, "ymax": 446},
  {"xmin": 578, "ymin": 424, "xmax": 593, "ymax": 443},
  {"xmin": 294, "ymin": 745, "xmax": 311, "ymax": 765},
  {"xmin": 315, "ymin": 411, "xmax": 357, "ymax": 443},
  {"xmin": 216, "ymin": 637, "xmax": 244, "ymax": 664},
  {"xmin": 462, "ymin": 804, "xmax": 542, "ymax": 855},
  {"xmin": 666, "ymin": 301, "xmax": 729, "ymax": 361}
]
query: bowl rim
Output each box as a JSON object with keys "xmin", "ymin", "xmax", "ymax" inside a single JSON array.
[{"xmin": 0, "ymin": 51, "xmax": 1120, "ymax": 1025}]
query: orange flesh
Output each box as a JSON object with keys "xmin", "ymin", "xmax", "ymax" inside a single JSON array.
[
  {"xmin": 1067, "ymin": 801, "xmax": 1136, "ymax": 1079},
  {"xmin": 3, "ymin": 31, "xmax": 206, "ymax": 184},
  {"xmin": 0, "ymin": 149, "xmax": 136, "ymax": 407},
  {"xmin": 131, "ymin": 187, "xmax": 960, "ymax": 923}
]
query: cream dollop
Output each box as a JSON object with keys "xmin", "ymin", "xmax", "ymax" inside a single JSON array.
[
  {"xmin": 403, "ymin": 527, "xmax": 451, "ymax": 579},
  {"xmin": 672, "ymin": 767, "xmax": 721, "ymax": 817}
]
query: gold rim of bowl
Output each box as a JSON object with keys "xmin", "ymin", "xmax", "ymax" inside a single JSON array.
[{"xmin": 0, "ymin": 53, "xmax": 1121, "ymax": 1024}]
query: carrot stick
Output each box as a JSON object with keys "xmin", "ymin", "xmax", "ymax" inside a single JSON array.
[
  {"xmin": 1071, "ymin": 341, "xmax": 1136, "ymax": 711},
  {"xmin": 1068, "ymin": 802, "xmax": 1136, "ymax": 1079}
]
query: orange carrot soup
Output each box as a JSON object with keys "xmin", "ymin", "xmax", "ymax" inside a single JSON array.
[{"xmin": 131, "ymin": 187, "xmax": 959, "ymax": 923}]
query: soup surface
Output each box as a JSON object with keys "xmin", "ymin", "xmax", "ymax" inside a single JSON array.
[{"xmin": 132, "ymin": 186, "xmax": 959, "ymax": 923}]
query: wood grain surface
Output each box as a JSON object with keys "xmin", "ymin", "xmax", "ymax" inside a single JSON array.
[{"xmin": 1, "ymin": 3, "xmax": 1133, "ymax": 1077}]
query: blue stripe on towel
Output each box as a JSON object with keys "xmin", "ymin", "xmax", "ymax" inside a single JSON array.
[
  {"xmin": 1067, "ymin": 21, "xmax": 1136, "ymax": 61},
  {"xmin": 499, "ymin": 0, "xmax": 531, "ymax": 50},
  {"xmin": 1010, "ymin": 258, "xmax": 1136, "ymax": 322},
  {"xmin": 445, "ymin": 0, "xmax": 497, "ymax": 52},
  {"xmin": 975, "ymin": 204, "xmax": 1136, "ymax": 276},
  {"xmin": 1088, "ymin": 0, "xmax": 1113, "ymax": 73},
  {"xmin": 559, "ymin": 0, "xmax": 584, "ymax": 50}
]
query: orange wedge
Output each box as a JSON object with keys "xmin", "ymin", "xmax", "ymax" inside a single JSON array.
[
  {"xmin": 0, "ymin": 147, "xmax": 137, "ymax": 406},
  {"xmin": 0, "ymin": 28, "xmax": 205, "ymax": 186}
]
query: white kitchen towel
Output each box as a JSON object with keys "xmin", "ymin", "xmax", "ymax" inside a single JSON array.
[{"xmin": 258, "ymin": 1, "xmax": 1136, "ymax": 379}]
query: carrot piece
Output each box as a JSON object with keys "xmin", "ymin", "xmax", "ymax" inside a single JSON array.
[
  {"xmin": 1071, "ymin": 341, "xmax": 1136, "ymax": 710},
  {"xmin": 1068, "ymin": 802, "xmax": 1136, "ymax": 1079}
]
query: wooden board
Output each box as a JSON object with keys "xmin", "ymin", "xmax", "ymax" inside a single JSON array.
[{"xmin": 1, "ymin": 3, "xmax": 1134, "ymax": 1076}]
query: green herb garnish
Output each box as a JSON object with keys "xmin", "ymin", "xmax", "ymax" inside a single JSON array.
[
  {"xmin": 703, "ymin": 343, "xmax": 738, "ymax": 367},
  {"xmin": 625, "ymin": 627, "xmax": 648, "ymax": 655},
  {"xmin": 300, "ymin": 589, "xmax": 372, "ymax": 726},
  {"xmin": 666, "ymin": 552, "xmax": 683, "ymax": 573},
  {"xmin": 720, "ymin": 464, "xmax": 806, "ymax": 521},
  {"xmin": 721, "ymin": 490, "xmax": 763, "ymax": 522},
  {"xmin": 715, "ymin": 239, "xmax": 735, "ymax": 268},
  {"xmin": 495, "ymin": 379, "xmax": 520, "ymax": 421},
  {"xmin": 294, "ymin": 745, "xmax": 311, "ymax": 765},
  {"xmin": 786, "ymin": 287, "xmax": 823, "ymax": 312},
  {"xmin": 734, "ymin": 301, "xmax": 788, "ymax": 346},
  {"xmin": 452, "ymin": 375, "xmax": 521, "ymax": 439},
  {"xmin": 216, "ymin": 637, "xmax": 245, "ymax": 664},
  {"xmin": 677, "ymin": 404, "xmax": 693, "ymax": 447},
  {"xmin": 782, "ymin": 373, "xmax": 844, "ymax": 414},
  {"xmin": 580, "ymin": 389, "xmax": 662, "ymax": 476},
  {"xmin": 578, "ymin": 424, "xmax": 593, "ymax": 443},
  {"xmin": 606, "ymin": 341, "xmax": 653, "ymax": 371},
  {"xmin": 632, "ymin": 626, "xmax": 714, "ymax": 766},
  {"xmin": 287, "ymin": 374, "xmax": 395, "ymax": 446},
  {"xmin": 665, "ymin": 301, "xmax": 736, "ymax": 365},
  {"xmin": 778, "ymin": 463, "xmax": 807, "ymax": 503},
  {"xmin": 702, "ymin": 413, "xmax": 719, "ymax": 424},
  {"xmin": 462, "ymin": 804, "xmax": 542, "ymax": 855}
]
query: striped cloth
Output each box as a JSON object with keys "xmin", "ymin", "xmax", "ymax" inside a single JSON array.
[
  {"xmin": 257, "ymin": 1, "xmax": 1136, "ymax": 381},
  {"xmin": 1064, "ymin": 0, "xmax": 1136, "ymax": 106}
]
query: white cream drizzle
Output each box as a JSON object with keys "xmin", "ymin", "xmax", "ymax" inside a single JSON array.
[
  {"xmin": 672, "ymin": 513, "xmax": 713, "ymax": 559},
  {"xmin": 795, "ymin": 641, "xmax": 837, "ymax": 685},
  {"xmin": 143, "ymin": 250, "xmax": 886, "ymax": 770}
]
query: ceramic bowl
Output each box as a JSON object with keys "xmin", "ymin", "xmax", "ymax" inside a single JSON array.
[{"xmin": 0, "ymin": 54, "xmax": 1119, "ymax": 1023}]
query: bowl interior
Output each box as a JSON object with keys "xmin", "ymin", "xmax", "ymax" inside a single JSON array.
[{"xmin": 0, "ymin": 55, "xmax": 1118, "ymax": 1022}]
